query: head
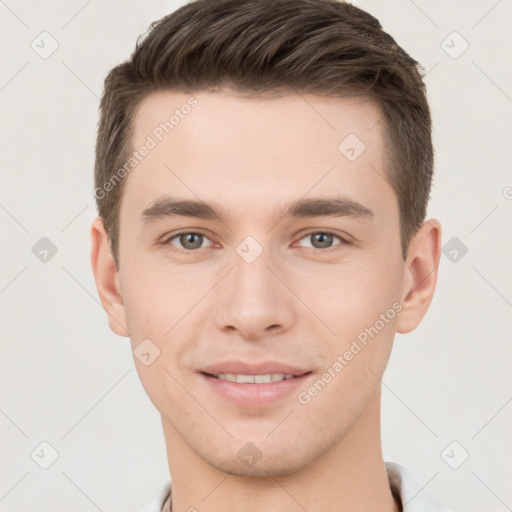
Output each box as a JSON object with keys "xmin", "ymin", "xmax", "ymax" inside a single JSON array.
[{"xmin": 91, "ymin": 0, "xmax": 441, "ymax": 477}]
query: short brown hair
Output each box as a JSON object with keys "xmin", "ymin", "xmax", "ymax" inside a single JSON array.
[{"xmin": 94, "ymin": 0, "xmax": 433, "ymax": 269}]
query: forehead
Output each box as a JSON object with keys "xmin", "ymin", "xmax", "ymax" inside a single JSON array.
[
  {"xmin": 132, "ymin": 88, "xmax": 384, "ymax": 151},
  {"xmin": 121, "ymin": 89, "xmax": 395, "ymax": 226}
]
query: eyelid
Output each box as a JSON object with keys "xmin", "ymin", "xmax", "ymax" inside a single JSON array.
[
  {"xmin": 161, "ymin": 230, "xmax": 216, "ymax": 251},
  {"xmin": 161, "ymin": 228, "xmax": 351, "ymax": 253},
  {"xmin": 294, "ymin": 230, "xmax": 350, "ymax": 249}
]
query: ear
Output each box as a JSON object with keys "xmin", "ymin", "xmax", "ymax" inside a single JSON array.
[
  {"xmin": 395, "ymin": 219, "xmax": 442, "ymax": 334},
  {"xmin": 90, "ymin": 217, "xmax": 130, "ymax": 337}
]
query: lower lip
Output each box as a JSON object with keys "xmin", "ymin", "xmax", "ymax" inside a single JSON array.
[{"xmin": 200, "ymin": 372, "xmax": 313, "ymax": 408}]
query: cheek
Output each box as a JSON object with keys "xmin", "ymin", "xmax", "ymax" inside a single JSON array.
[
  {"xmin": 121, "ymin": 260, "xmax": 185, "ymax": 333},
  {"xmin": 296, "ymin": 259, "xmax": 397, "ymax": 332},
  {"xmin": 296, "ymin": 259, "xmax": 401, "ymax": 395},
  {"xmin": 121, "ymin": 262, "xmax": 205, "ymax": 373}
]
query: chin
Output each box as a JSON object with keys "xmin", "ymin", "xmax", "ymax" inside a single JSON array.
[
  {"xmin": 211, "ymin": 450, "xmax": 308, "ymax": 478},
  {"xmin": 197, "ymin": 433, "xmax": 332, "ymax": 479}
]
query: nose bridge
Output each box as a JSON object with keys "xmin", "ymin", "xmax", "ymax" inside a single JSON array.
[
  {"xmin": 233, "ymin": 236, "xmax": 276, "ymax": 295},
  {"xmin": 213, "ymin": 234, "xmax": 295, "ymax": 338}
]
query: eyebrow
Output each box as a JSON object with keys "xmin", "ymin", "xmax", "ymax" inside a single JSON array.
[{"xmin": 140, "ymin": 194, "xmax": 374, "ymax": 224}]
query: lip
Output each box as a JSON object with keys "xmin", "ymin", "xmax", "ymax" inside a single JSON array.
[
  {"xmin": 198, "ymin": 361, "xmax": 313, "ymax": 408},
  {"xmin": 200, "ymin": 361, "xmax": 311, "ymax": 377}
]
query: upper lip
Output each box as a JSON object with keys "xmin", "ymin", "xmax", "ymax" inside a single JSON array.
[{"xmin": 200, "ymin": 361, "xmax": 311, "ymax": 377}]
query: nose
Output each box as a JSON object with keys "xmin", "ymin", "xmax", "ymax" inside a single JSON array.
[{"xmin": 212, "ymin": 242, "xmax": 296, "ymax": 341}]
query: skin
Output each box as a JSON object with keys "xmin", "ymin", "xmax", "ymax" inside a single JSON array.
[{"xmin": 91, "ymin": 89, "xmax": 441, "ymax": 512}]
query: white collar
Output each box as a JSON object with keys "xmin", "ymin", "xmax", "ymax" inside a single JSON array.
[{"xmin": 385, "ymin": 461, "xmax": 451, "ymax": 511}]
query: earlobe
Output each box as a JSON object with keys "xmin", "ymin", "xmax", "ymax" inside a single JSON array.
[
  {"xmin": 90, "ymin": 217, "xmax": 130, "ymax": 337},
  {"xmin": 395, "ymin": 219, "xmax": 442, "ymax": 334}
]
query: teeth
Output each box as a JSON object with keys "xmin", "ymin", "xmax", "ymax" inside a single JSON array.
[{"xmin": 215, "ymin": 373, "xmax": 295, "ymax": 383}]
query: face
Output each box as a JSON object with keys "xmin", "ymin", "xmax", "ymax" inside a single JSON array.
[{"xmin": 102, "ymin": 89, "xmax": 411, "ymax": 476}]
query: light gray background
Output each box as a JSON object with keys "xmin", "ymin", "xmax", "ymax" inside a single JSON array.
[{"xmin": 1, "ymin": 1, "xmax": 511, "ymax": 511}]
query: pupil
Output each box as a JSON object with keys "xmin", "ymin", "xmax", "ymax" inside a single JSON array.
[
  {"xmin": 182, "ymin": 233, "xmax": 202, "ymax": 249},
  {"xmin": 313, "ymin": 233, "xmax": 332, "ymax": 248}
]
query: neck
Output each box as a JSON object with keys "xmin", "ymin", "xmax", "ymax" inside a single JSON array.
[{"xmin": 161, "ymin": 386, "xmax": 400, "ymax": 512}]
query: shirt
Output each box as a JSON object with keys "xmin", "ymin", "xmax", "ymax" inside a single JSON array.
[{"xmin": 140, "ymin": 461, "xmax": 451, "ymax": 512}]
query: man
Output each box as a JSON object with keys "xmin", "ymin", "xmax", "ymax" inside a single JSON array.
[{"xmin": 90, "ymin": 0, "xmax": 449, "ymax": 510}]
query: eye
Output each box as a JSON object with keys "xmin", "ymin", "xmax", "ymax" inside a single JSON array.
[
  {"xmin": 295, "ymin": 231, "xmax": 348, "ymax": 251},
  {"xmin": 161, "ymin": 230, "xmax": 349, "ymax": 254},
  {"xmin": 164, "ymin": 231, "xmax": 214, "ymax": 252}
]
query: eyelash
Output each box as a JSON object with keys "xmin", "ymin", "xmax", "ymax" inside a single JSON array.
[{"xmin": 161, "ymin": 230, "xmax": 349, "ymax": 254}]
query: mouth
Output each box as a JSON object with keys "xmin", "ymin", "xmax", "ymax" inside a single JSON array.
[
  {"xmin": 202, "ymin": 372, "xmax": 309, "ymax": 383},
  {"xmin": 199, "ymin": 370, "xmax": 313, "ymax": 407}
]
